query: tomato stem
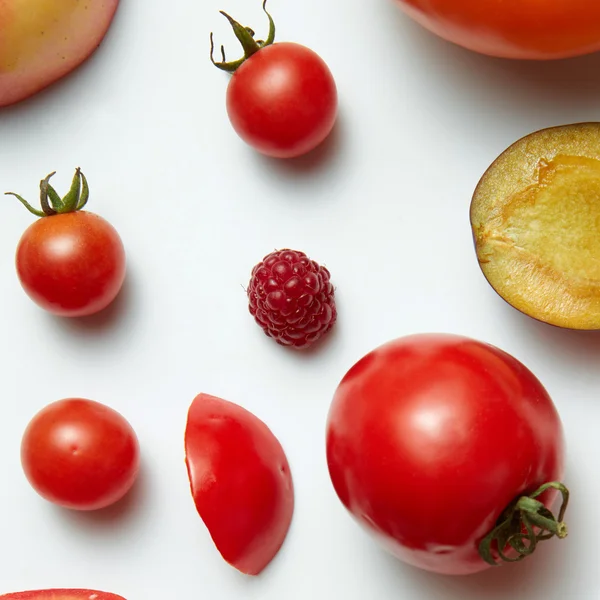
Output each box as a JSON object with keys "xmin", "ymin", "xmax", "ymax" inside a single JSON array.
[
  {"xmin": 5, "ymin": 168, "xmax": 90, "ymax": 217},
  {"xmin": 478, "ymin": 481, "xmax": 569, "ymax": 566},
  {"xmin": 210, "ymin": 0, "xmax": 275, "ymax": 73}
]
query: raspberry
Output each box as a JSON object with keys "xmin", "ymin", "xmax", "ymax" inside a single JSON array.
[{"xmin": 247, "ymin": 249, "xmax": 337, "ymax": 349}]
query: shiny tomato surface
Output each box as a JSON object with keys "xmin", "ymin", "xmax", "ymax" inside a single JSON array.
[
  {"xmin": 226, "ymin": 42, "xmax": 338, "ymax": 158},
  {"xmin": 396, "ymin": 0, "xmax": 600, "ymax": 59},
  {"xmin": 326, "ymin": 333, "xmax": 565, "ymax": 574},
  {"xmin": 16, "ymin": 211, "xmax": 126, "ymax": 317},
  {"xmin": 185, "ymin": 393, "xmax": 294, "ymax": 575},
  {"xmin": 21, "ymin": 398, "xmax": 140, "ymax": 511}
]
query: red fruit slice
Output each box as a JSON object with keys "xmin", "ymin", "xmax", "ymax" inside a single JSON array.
[
  {"xmin": 0, "ymin": 590, "xmax": 126, "ymax": 600},
  {"xmin": 0, "ymin": 0, "xmax": 120, "ymax": 107},
  {"xmin": 184, "ymin": 393, "xmax": 294, "ymax": 575}
]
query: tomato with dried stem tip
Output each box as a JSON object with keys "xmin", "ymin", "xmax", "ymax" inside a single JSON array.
[
  {"xmin": 0, "ymin": 0, "xmax": 120, "ymax": 107},
  {"xmin": 21, "ymin": 398, "xmax": 140, "ymax": 511},
  {"xmin": 394, "ymin": 0, "xmax": 600, "ymax": 60},
  {"xmin": 6, "ymin": 168, "xmax": 126, "ymax": 317},
  {"xmin": 210, "ymin": 1, "xmax": 338, "ymax": 158},
  {"xmin": 185, "ymin": 393, "xmax": 294, "ymax": 575},
  {"xmin": 0, "ymin": 591, "xmax": 126, "ymax": 600},
  {"xmin": 326, "ymin": 333, "xmax": 568, "ymax": 575}
]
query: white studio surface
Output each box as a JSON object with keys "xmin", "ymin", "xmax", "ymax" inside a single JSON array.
[{"xmin": 1, "ymin": 0, "xmax": 599, "ymax": 598}]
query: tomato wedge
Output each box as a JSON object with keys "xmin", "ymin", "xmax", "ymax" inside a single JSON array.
[
  {"xmin": 184, "ymin": 393, "xmax": 294, "ymax": 575},
  {"xmin": 0, "ymin": 590, "xmax": 125, "ymax": 600}
]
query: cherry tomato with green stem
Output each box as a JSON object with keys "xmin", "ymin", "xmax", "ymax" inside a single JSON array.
[
  {"xmin": 6, "ymin": 168, "xmax": 126, "ymax": 317},
  {"xmin": 210, "ymin": 1, "xmax": 338, "ymax": 159}
]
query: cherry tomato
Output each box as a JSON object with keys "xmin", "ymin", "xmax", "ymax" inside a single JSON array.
[
  {"xmin": 395, "ymin": 0, "xmax": 600, "ymax": 60},
  {"xmin": 185, "ymin": 393, "xmax": 294, "ymax": 575},
  {"xmin": 7, "ymin": 168, "xmax": 126, "ymax": 317},
  {"xmin": 0, "ymin": 0, "xmax": 120, "ymax": 107},
  {"xmin": 326, "ymin": 333, "xmax": 568, "ymax": 575},
  {"xmin": 211, "ymin": 2, "xmax": 337, "ymax": 158},
  {"xmin": 21, "ymin": 398, "xmax": 140, "ymax": 511},
  {"xmin": 0, "ymin": 591, "xmax": 125, "ymax": 600}
]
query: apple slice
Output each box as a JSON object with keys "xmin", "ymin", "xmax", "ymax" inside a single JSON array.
[
  {"xmin": 185, "ymin": 393, "xmax": 294, "ymax": 575},
  {"xmin": 0, "ymin": 0, "xmax": 120, "ymax": 107},
  {"xmin": 0, "ymin": 590, "xmax": 126, "ymax": 600},
  {"xmin": 470, "ymin": 122, "xmax": 600, "ymax": 329}
]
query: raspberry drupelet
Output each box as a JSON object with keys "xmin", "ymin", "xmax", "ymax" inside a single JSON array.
[{"xmin": 247, "ymin": 249, "xmax": 337, "ymax": 349}]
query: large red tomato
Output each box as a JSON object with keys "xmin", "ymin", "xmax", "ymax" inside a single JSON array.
[
  {"xmin": 185, "ymin": 393, "xmax": 294, "ymax": 575},
  {"xmin": 0, "ymin": 0, "xmax": 120, "ymax": 107},
  {"xmin": 21, "ymin": 398, "xmax": 140, "ymax": 511},
  {"xmin": 211, "ymin": 2, "xmax": 337, "ymax": 158},
  {"xmin": 395, "ymin": 0, "xmax": 600, "ymax": 60},
  {"xmin": 326, "ymin": 333, "xmax": 568, "ymax": 575},
  {"xmin": 8, "ymin": 168, "xmax": 126, "ymax": 317}
]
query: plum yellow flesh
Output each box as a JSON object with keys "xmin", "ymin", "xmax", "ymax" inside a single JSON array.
[
  {"xmin": 0, "ymin": 0, "xmax": 119, "ymax": 107},
  {"xmin": 470, "ymin": 122, "xmax": 600, "ymax": 330}
]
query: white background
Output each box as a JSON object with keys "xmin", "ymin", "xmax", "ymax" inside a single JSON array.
[{"xmin": 1, "ymin": 0, "xmax": 600, "ymax": 598}]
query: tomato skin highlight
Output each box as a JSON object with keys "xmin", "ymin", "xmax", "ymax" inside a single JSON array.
[
  {"xmin": 226, "ymin": 42, "xmax": 338, "ymax": 158},
  {"xmin": 0, "ymin": 590, "xmax": 126, "ymax": 600},
  {"xmin": 185, "ymin": 393, "xmax": 294, "ymax": 575},
  {"xmin": 396, "ymin": 0, "xmax": 600, "ymax": 60},
  {"xmin": 21, "ymin": 398, "xmax": 140, "ymax": 511},
  {"xmin": 326, "ymin": 333, "xmax": 565, "ymax": 575},
  {"xmin": 16, "ymin": 211, "xmax": 126, "ymax": 317},
  {"xmin": 0, "ymin": 0, "xmax": 120, "ymax": 107}
]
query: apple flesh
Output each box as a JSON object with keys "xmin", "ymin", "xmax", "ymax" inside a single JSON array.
[
  {"xmin": 0, "ymin": 0, "xmax": 120, "ymax": 107},
  {"xmin": 470, "ymin": 122, "xmax": 600, "ymax": 329}
]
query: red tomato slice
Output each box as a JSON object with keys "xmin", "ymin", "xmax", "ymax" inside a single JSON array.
[
  {"xmin": 185, "ymin": 393, "xmax": 294, "ymax": 575},
  {"xmin": 0, "ymin": 590, "xmax": 125, "ymax": 600}
]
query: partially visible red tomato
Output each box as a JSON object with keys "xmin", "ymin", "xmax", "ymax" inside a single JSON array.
[
  {"xmin": 7, "ymin": 168, "xmax": 126, "ymax": 317},
  {"xmin": 185, "ymin": 393, "xmax": 294, "ymax": 575},
  {"xmin": 326, "ymin": 333, "xmax": 568, "ymax": 575},
  {"xmin": 395, "ymin": 0, "xmax": 600, "ymax": 60},
  {"xmin": 0, "ymin": 591, "xmax": 126, "ymax": 600},
  {"xmin": 211, "ymin": 2, "xmax": 337, "ymax": 158},
  {"xmin": 21, "ymin": 398, "xmax": 140, "ymax": 511}
]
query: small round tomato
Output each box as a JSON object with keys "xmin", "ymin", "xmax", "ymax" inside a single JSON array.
[
  {"xmin": 395, "ymin": 0, "xmax": 600, "ymax": 60},
  {"xmin": 0, "ymin": 0, "xmax": 120, "ymax": 107},
  {"xmin": 211, "ymin": 2, "xmax": 337, "ymax": 158},
  {"xmin": 7, "ymin": 168, "xmax": 126, "ymax": 317},
  {"xmin": 326, "ymin": 333, "xmax": 568, "ymax": 575},
  {"xmin": 21, "ymin": 398, "xmax": 140, "ymax": 511},
  {"xmin": 185, "ymin": 393, "xmax": 294, "ymax": 575}
]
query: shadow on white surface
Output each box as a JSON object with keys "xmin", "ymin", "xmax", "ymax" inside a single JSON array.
[
  {"xmin": 51, "ymin": 460, "xmax": 149, "ymax": 532},
  {"xmin": 493, "ymin": 298, "xmax": 600, "ymax": 369},
  {"xmin": 251, "ymin": 114, "xmax": 344, "ymax": 177},
  {"xmin": 376, "ymin": 536, "xmax": 569, "ymax": 599},
  {"xmin": 45, "ymin": 273, "xmax": 134, "ymax": 336},
  {"xmin": 386, "ymin": 4, "xmax": 600, "ymax": 128}
]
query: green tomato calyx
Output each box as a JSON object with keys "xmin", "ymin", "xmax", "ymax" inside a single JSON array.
[
  {"xmin": 478, "ymin": 481, "xmax": 569, "ymax": 566},
  {"xmin": 210, "ymin": 0, "xmax": 276, "ymax": 73},
  {"xmin": 6, "ymin": 168, "xmax": 90, "ymax": 217}
]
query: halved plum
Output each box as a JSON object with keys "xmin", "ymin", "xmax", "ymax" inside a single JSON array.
[
  {"xmin": 470, "ymin": 122, "xmax": 600, "ymax": 329},
  {"xmin": 184, "ymin": 393, "xmax": 294, "ymax": 575},
  {"xmin": 0, "ymin": 591, "xmax": 126, "ymax": 600},
  {"xmin": 0, "ymin": 0, "xmax": 120, "ymax": 107}
]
